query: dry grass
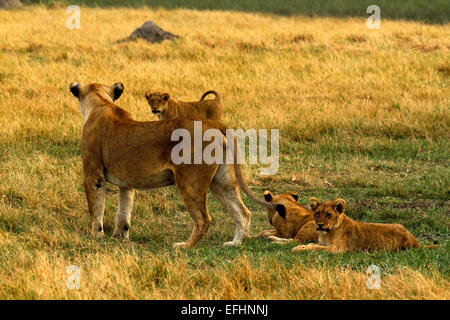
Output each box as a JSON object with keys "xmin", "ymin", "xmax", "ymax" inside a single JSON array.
[
  {"xmin": 1, "ymin": 241, "xmax": 448, "ymax": 300},
  {"xmin": 0, "ymin": 6, "xmax": 448, "ymax": 299}
]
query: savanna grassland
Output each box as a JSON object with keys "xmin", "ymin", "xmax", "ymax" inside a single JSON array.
[{"xmin": 0, "ymin": 1, "xmax": 449, "ymax": 299}]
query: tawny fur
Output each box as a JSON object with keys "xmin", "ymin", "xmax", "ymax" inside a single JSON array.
[
  {"xmin": 255, "ymin": 190, "xmax": 318, "ymax": 243},
  {"xmin": 145, "ymin": 90, "xmax": 222, "ymax": 121},
  {"xmin": 290, "ymin": 197, "xmax": 432, "ymax": 253},
  {"xmin": 69, "ymin": 82, "xmax": 272, "ymax": 249}
]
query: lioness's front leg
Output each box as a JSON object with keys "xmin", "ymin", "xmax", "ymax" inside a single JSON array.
[
  {"xmin": 113, "ymin": 187, "xmax": 135, "ymax": 239},
  {"xmin": 84, "ymin": 178, "xmax": 106, "ymax": 237}
]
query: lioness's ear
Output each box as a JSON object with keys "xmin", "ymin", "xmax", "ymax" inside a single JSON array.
[
  {"xmin": 275, "ymin": 204, "xmax": 286, "ymax": 220},
  {"xmin": 263, "ymin": 190, "xmax": 273, "ymax": 202},
  {"xmin": 290, "ymin": 191, "xmax": 299, "ymax": 201},
  {"xmin": 333, "ymin": 199, "xmax": 346, "ymax": 214},
  {"xmin": 112, "ymin": 82, "xmax": 124, "ymax": 101},
  {"xmin": 69, "ymin": 82, "xmax": 81, "ymax": 98},
  {"xmin": 309, "ymin": 197, "xmax": 320, "ymax": 211},
  {"xmin": 162, "ymin": 93, "xmax": 170, "ymax": 101},
  {"xmin": 145, "ymin": 92, "xmax": 152, "ymax": 100}
]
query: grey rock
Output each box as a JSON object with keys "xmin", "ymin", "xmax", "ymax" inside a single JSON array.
[
  {"xmin": 0, "ymin": 0, "xmax": 22, "ymax": 9},
  {"xmin": 127, "ymin": 20, "xmax": 180, "ymax": 43}
]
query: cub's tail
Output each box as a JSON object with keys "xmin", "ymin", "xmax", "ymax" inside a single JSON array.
[{"xmin": 200, "ymin": 90, "xmax": 221, "ymax": 102}]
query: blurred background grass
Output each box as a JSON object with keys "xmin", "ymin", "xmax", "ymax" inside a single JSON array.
[{"xmin": 22, "ymin": 0, "xmax": 450, "ymax": 23}]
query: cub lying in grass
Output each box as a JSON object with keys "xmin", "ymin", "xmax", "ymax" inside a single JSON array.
[
  {"xmin": 280, "ymin": 197, "xmax": 438, "ymax": 253},
  {"xmin": 255, "ymin": 190, "xmax": 318, "ymax": 243},
  {"xmin": 145, "ymin": 90, "xmax": 222, "ymax": 121}
]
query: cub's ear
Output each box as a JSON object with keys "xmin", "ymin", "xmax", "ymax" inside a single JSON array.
[
  {"xmin": 309, "ymin": 197, "xmax": 320, "ymax": 211},
  {"xmin": 275, "ymin": 204, "xmax": 286, "ymax": 220},
  {"xmin": 263, "ymin": 190, "xmax": 273, "ymax": 202},
  {"xmin": 69, "ymin": 82, "xmax": 81, "ymax": 98},
  {"xmin": 333, "ymin": 199, "xmax": 346, "ymax": 214},
  {"xmin": 162, "ymin": 93, "xmax": 170, "ymax": 101},
  {"xmin": 112, "ymin": 82, "xmax": 124, "ymax": 101},
  {"xmin": 145, "ymin": 91, "xmax": 152, "ymax": 100},
  {"xmin": 289, "ymin": 191, "xmax": 299, "ymax": 201}
]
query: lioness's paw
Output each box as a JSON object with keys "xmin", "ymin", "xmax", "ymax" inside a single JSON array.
[
  {"xmin": 173, "ymin": 242, "xmax": 188, "ymax": 249},
  {"xmin": 113, "ymin": 231, "xmax": 129, "ymax": 240},
  {"xmin": 92, "ymin": 229, "xmax": 104, "ymax": 238},
  {"xmin": 223, "ymin": 240, "xmax": 242, "ymax": 247}
]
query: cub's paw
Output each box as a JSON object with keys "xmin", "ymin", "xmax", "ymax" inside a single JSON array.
[
  {"xmin": 268, "ymin": 236, "xmax": 292, "ymax": 243},
  {"xmin": 292, "ymin": 244, "xmax": 312, "ymax": 252}
]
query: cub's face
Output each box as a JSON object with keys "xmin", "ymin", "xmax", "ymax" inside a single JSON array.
[
  {"xmin": 308, "ymin": 197, "xmax": 346, "ymax": 232},
  {"xmin": 145, "ymin": 91, "xmax": 170, "ymax": 114}
]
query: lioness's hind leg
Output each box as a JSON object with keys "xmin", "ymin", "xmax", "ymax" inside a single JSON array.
[
  {"xmin": 174, "ymin": 196, "xmax": 211, "ymax": 249},
  {"xmin": 113, "ymin": 187, "xmax": 135, "ymax": 239},
  {"xmin": 211, "ymin": 164, "xmax": 251, "ymax": 247},
  {"xmin": 174, "ymin": 173, "xmax": 212, "ymax": 249}
]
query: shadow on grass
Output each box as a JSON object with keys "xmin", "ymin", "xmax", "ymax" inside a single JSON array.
[{"xmin": 24, "ymin": 0, "xmax": 450, "ymax": 24}]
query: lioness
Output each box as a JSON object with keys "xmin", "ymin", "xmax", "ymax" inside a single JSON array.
[
  {"xmin": 69, "ymin": 82, "xmax": 274, "ymax": 249},
  {"xmin": 145, "ymin": 90, "xmax": 222, "ymax": 121},
  {"xmin": 285, "ymin": 197, "xmax": 437, "ymax": 253},
  {"xmin": 255, "ymin": 190, "xmax": 318, "ymax": 243}
]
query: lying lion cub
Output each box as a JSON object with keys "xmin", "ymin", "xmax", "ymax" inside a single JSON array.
[
  {"xmin": 145, "ymin": 90, "xmax": 222, "ymax": 121},
  {"xmin": 255, "ymin": 190, "xmax": 318, "ymax": 243},
  {"xmin": 285, "ymin": 197, "xmax": 438, "ymax": 253}
]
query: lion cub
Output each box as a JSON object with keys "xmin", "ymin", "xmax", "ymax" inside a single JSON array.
[
  {"xmin": 145, "ymin": 90, "xmax": 222, "ymax": 121},
  {"xmin": 288, "ymin": 197, "xmax": 436, "ymax": 253},
  {"xmin": 255, "ymin": 190, "xmax": 318, "ymax": 243}
]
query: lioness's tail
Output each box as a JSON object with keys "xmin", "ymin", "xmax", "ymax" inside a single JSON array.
[
  {"xmin": 213, "ymin": 122, "xmax": 278, "ymax": 211},
  {"xmin": 200, "ymin": 90, "xmax": 221, "ymax": 102},
  {"xmin": 230, "ymin": 136, "xmax": 278, "ymax": 211},
  {"xmin": 421, "ymin": 244, "xmax": 440, "ymax": 249},
  {"xmin": 421, "ymin": 241, "xmax": 442, "ymax": 249}
]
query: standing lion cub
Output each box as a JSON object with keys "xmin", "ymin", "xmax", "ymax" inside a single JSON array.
[
  {"xmin": 145, "ymin": 90, "xmax": 222, "ymax": 121},
  {"xmin": 277, "ymin": 197, "xmax": 439, "ymax": 253}
]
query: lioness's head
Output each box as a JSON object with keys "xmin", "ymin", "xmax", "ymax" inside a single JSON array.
[
  {"xmin": 308, "ymin": 197, "xmax": 346, "ymax": 232},
  {"xmin": 69, "ymin": 82, "xmax": 124, "ymax": 119},
  {"xmin": 144, "ymin": 91, "xmax": 170, "ymax": 114},
  {"xmin": 70, "ymin": 82, "xmax": 124, "ymax": 102},
  {"xmin": 264, "ymin": 190, "xmax": 299, "ymax": 219}
]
